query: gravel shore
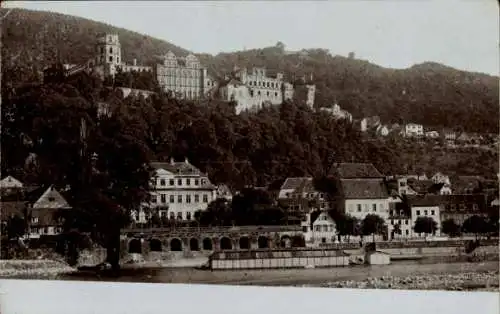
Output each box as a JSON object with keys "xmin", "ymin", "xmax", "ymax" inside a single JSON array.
[
  {"xmin": 313, "ymin": 271, "xmax": 499, "ymax": 292},
  {"xmin": 0, "ymin": 260, "xmax": 76, "ymax": 279}
]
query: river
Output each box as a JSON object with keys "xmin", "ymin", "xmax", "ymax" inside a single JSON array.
[{"xmin": 61, "ymin": 260, "xmax": 499, "ymax": 287}]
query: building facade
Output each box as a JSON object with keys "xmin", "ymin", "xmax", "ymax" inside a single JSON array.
[
  {"xmin": 139, "ymin": 159, "xmax": 217, "ymax": 223},
  {"xmin": 155, "ymin": 51, "xmax": 216, "ymax": 100},
  {"xmin": 404, "ymin": 123, "xmax": 424, "ymax": 137}
]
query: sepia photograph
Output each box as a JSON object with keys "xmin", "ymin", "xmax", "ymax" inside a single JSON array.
[{"xmin": 0, "ymin": 1, "xmax": 498, "ymax": 313}]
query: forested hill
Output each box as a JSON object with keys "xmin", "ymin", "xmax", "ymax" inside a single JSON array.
[{"xmin": 2, "ymin": 8, "xmax": 499, "ymax": 133}]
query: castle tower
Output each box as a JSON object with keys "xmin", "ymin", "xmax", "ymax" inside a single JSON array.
[
  {"xmin": 95, "ymin": 33, "xmax": 122, "ymax": 77},
  {"xmin": 306, "ymin": 85, "xmax": 316, "ymax": 108}
]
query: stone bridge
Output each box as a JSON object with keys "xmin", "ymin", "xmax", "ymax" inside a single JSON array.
[{"xmin": 121, "ymin": 226, "xmax": 305, "ymax": 254}]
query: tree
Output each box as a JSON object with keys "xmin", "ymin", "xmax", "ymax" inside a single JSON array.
[
  {"xmin": 462, "ymin": 215, "xmax": 489, "ymax": 240},
  {"xmin": 332, "ymin": 213, "xmax": 359, "ymax": 242},
  {"xmin": 413, "ymin": 216, "xmax": 438, "ymax": 237},
  {"xmin": 6, "ymin": 215, "xmax": 26, "ymax": 240},
  {"xmin": 441, "ymin": 218, "xmax": 461, "ymax": 237},
  {"xmin": 361, "ymin": 214, "xmax": 387, "ymax": 243},
  {"xmin": 392, "ymin": 223, "xmax": 402, "ymax": 239}
]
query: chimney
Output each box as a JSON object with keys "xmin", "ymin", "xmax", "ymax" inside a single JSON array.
[
  {"xmin": 170, "ymin": 158, "xmax": 175, "ymax": 165},
  {"xmin": 133, "ymin": 59, "xmax": 137, "ymax": 66}
]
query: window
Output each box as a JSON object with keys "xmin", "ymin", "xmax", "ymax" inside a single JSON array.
[
  {"xmin": 267, "ymin": 91, "xmax": 270, "ymax": 96},
  {"xmin": 170, "ymin": 212, "xmax": 175, "ymax": 220},
  {"xmin": 431, "ymin": 210, "xmax": 435, "ymax": 215},
  {"xmin": 203, "ymin": 195, "xmax": 208, "ymax": 203},
  {"xmin": 109, "ymin": 56, "xmax": 113, "ymax": 62},
  {"xmin": 161, "ymin": 194, "xmax": 166, "ymax": 203},
  {"xmin": 178, "ymin": 195, "xmax": 182, "ymax": 203},
  {"xmin": 117, "ymin": 57, "xmax": 120, "ymax": 63},
  {"xmin": 170, "ymin": 195, "xmax": 174, "ymax": 203},
  {"xmin": 169, "ymin": 179, "xmax": 174, "ymax": 186},
  {"xmin": 32, "ymin": 217, "xmax": 39, "ymax": 224},
  {"xmin": 472, "ymin": 204, "xmax": 479, "ymax": 211},
  {"xmin": 178, "ymin": 179, "xmax": 182, "ymax": 186},
  {"xmin": 314, "ymin": 225, "xmax": 321, "ymax": 232},
  {"xmin": 416, "ymin": 210, "xmax": 420, "ymax": 216},
  {"xmin": 424, "ymin": 210, "xmax": 428, "ymax": 216},
  {"xmin": 186, "ymin": 179, "xmax": 191, "ymax": 186},
  {"xmin": 275, "ymin": 92, "xmax": 278, "ymax": 97},
  {"xmin": 322, "ymin": 238, "xmax": 326, "ymax": 243},
  {"xmin": 391, "ymin": 220, "xmax": 394, "ymax": 225},
  {"xmin": 258, "ymin": 91, "xmax": 261, "ymax": 96},
  {"xmin": 357, "ymin": 204, "xmax": 362, "ymax": 212},
  {"xmin": 160, "ymin": 179, "xmax": 166, "ymax": 186},
  {"xmin": 372, "ymin": 204, "xmax": 377, "ymax": 212},
  {"xmin": 48, "ymin": 197, "xmax": 55, "ymax": 202},
  {"xmin": 151, "ymin": 195, "xmax": 157, "ymax": 203},
  {"xmin": 405, "ymin": 220, "xmax": 408, "ymax": 225},
  {"xmin": 177, "ymin": 212, "xmax": 183, "ymax": 220},
  {"xmin": 405, "ymin": 230, "xmax": 409, "ymax": 235},
  {"xmin": 186, "ymin": 212, "xmax": 191, "ymax": 220},
  {"xmin": 302, "ymin": 226, "xmax": 308, "ymax": 232},
  {"xmin": 195, "ymin": 195, "xmax": 199, "ymax": 203},
  {"xmin": 201, "ymin": 179, "xmax": 207, "ymax": 185},
  {"xmin": 186, "ymin": 195, "xmax": 191, "ymax": 203}
]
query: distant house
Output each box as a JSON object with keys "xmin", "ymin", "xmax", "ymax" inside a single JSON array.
[
  {"xmin": 375, "ymin": 125, "xmax": 389, "ymax": 137},
  {"xmin": 216, "ymin": 184, "xmax": 233, "ymax": 201},
  {"xmin": 338, "ymin": 177, "xmax": 390, "ymax": 221},
  {"xmin": 442, "ymin": 129, "xmax": 457, "ymax": 145},
  {"xmin": 26, "ymin": 186, "xmax": 71, "ymax": 239},
  {"xmin": 320, "ymin": 104, "xmax": 353, "ymax": 122},
  {"xmin": 431, "ymin": 172, "xmax": 451, "ymax": 185},
  {"xmin": 302, "ymin": 210, "xmax": 337, "ymax": 245},
  {"xmin": 360, "ymin": 116, "xmax": 381, "ymax": 133},
  {"xmin": 456, "ymin": 132, "xmax": 472, "ymax": 144},
  {"xmin": 403, "ymin": 123, "xmax": 424, "ymax": 138},
  {"xmin": 425, "ymin": 131, "xmax": 440, "ymax": 139},
  {"xmin": 388, "ymin": 207, "xmax": 412, "ymax": 239}
]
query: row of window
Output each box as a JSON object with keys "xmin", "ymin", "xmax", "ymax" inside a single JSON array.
[
  {"xmin": 415, "ymin": 209, "xmax": 436, "ymax": 216},
  {"xmin": 314, "ymin": 225, "xmax": 335, "ymax": 232},
  {"xmin": 445, "ymin": 203, "xmax": 479, "ymax": 211},
  {"xmin": 391, "ymin": 219, "xmax": 409, "ymax": 225},
  {"xmin": 155, "ymin": 178, "xmax": 207, "ymax": 187},
  {"xmin": 134, "ymin": 211, "xmax": 194, "ymax": 221},
  {"xmin": 152, "ymin": 194, "xmax": 210, "ymax": 204},
  {"xmin": 30, "ymin": 226, "xmax": 63, "ymax": 235},
  {"xmin": 160, "ymin": 78, "xmax": 202, "ymax": 87},
  {"xmin": 348, "ymin": 203, "xmax": 387, "ymax": 213},
  {"xmin": 248, "ymin": 80, "xmax": 281, "ymax": 89},
  {"xmin": 159, "ymin": 65, "xmax": 202, "ymax": 75}
]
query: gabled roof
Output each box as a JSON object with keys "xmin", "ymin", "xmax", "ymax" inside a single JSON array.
[
  {"xmin": 407, "ymin": 194, "xmax": 487, "ymax": 207},
  {"xmin": 32, "ymin": 186, "xmax": 71, "ymax": 209},
  {"xmin": 339, "ymin": 178, "xmax": 389, "ymax": 199},
  {"xmin": 0, "ymin": 176, "xmax": 24, "ymax": 188},
  {"xmin": 280, "ymin": 177, "xmax": 312, "ymax": 191},
  {"xmin": 331, "ymin": 163, "xmax": 384, "ymax": 179}
]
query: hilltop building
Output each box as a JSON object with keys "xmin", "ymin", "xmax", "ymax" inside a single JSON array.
[
  {"xmin": 93, "ymin": 33, "xmax": 152, "ymax": 78},
  {"xmin": 155, "ymin": 51, "xmax": 217, "ymax": 100},
  {"xmin": 219, "ymin": 67, "xmax": 315, "ymax": 114}
]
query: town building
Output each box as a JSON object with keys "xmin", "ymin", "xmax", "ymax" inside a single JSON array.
[
  {"xmin": 302, "ymin": 210, "xmax": 337, "ymax": 245},
  {"xmin": 403, "ymin": 123, "xmax": 424, "ymax": 138},
  {"xmin": 155, "ymin": 51, "xmax": 217, "ymax": 100},
  {"xmin": 26, "ymin": 186, "xmax": 71, "ymax": 239},
  {"xmin": 408, "ymin": 196, "xmax": 442, "ymax": 237},
  {"xmin": 330, "ymin": 163, "xmax": 390, "ymax": 222},
  {"xmin": 425, "ymin": 130, "xmax": 440, "ymax": 139},
  {"xmin": 277, "ymin": 177, "xmax": 327, "ymax": 222},
  {"xmin": 137, "ymin": 159, "xmax": 217, "ymax": 223}
]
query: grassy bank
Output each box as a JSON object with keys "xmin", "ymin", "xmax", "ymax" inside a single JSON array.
[{"xmin": 0, "ymin": 260, "xmax": 76, "ymax": 279}]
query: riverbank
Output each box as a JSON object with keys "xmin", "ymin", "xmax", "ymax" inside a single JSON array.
[
  {"xmin": 313, "ymin": 271, "xmax": 499, "ymax": 292},
  {"xmin": 0, "ymin": 260, "xmax": 76, "ymax": 279}
]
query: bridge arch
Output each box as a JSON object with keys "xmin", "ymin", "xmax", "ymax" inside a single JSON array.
[
  {"xmin": 220, "ymin": 237, "xmax": 233, "ymax": 250},
  {"xmin": 280, "ymin": 235, "xmax": 292, "ymax": 248},
  {"xmin": 258, "ymin": 236, "xmax": 269, "ymax": 249},
  {"xmin": 190, "ymin": 238, "xmax": 200, "ymax": 251},
  {"xmin": 239, "ymin": 236, "xmax": 250, "ymax": 250},
  {"xmin": 128, "ymin": 239, "xmax": 142, "ymax": 254},
  {"xmin": 149, "ymin": 239, "xmax": 162, "ymax": 252},
  {"xmin": 170, "ymin": 238, "xmax": 183, "ymax": 251},
  {"xmin": 291, "ymin": 235, "xmax": 306, "ymax": 248},
  {"xmin": 202, "ymin": 238, "xmax": 213, "ymax": 251}
]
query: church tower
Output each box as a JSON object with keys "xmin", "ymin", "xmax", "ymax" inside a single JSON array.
[{"xmin": 95, "ymin": 33, "xmax": 122, "ymax": 77}]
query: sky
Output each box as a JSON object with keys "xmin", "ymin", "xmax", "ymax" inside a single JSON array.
[{"xmin": 3, "ymin": 1, "xmax": 499, "ymax": 75}]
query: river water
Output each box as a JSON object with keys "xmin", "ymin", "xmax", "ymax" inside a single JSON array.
[{"xmin": 62, "ymin": 261, "xmax": 499, "ymax": 287}]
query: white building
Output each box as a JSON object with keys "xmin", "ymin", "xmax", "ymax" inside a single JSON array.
[
  {"xmin": 301, "ymin": 210, "xmax": 337, "ymax": 245},
  {"xmin": 137, "ymin": 159, "xmax": 217, "ymax": 223},
  {"xmin": 404, "ymin": 123, "xmax": 424, "ymax": 137},
  {"xmin": 319, "ymin": 104, "xmax": 353, "ymax": 122},
  {"xmin": 410, "ymin": 201, "xmax": 441, "ymax": 237},
  {"xmin": 431, "ymin": 172, "xmax": 451, "ymax": 185}
]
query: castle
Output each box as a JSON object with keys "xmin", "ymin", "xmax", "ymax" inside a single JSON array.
[{"xmin": 57, "ymin": 33, "xmax": 316, "ymax": 112}]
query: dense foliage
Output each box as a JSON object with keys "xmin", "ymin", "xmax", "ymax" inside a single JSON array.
[
  {"xmin": 2, "ymin": 8, "xmax": 498, "ymax": 133},
  {"xmin": 413, "ymin": 217, "xmax": 438, "ymax": 236}
]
